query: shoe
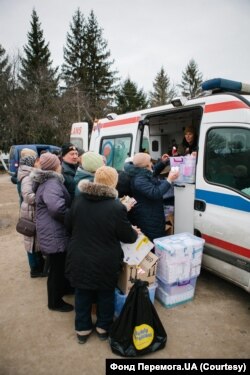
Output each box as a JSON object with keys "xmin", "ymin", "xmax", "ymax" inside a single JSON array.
[
  {"xmin": 77, "ymin": 333, "xmax": 91, "ymax": 344},
  {"xmin": 30, "ymin": 270, "xmax": 44, "ymax": 278},
  {"xmin": 95, "ymin": 328, "xmax": 109, "ymax": 341},
  {"xmin": 49, "ymin": 302, "xmax": 74, "ymax": 312},
  {"xmin": 40, "ymin": 271, "xmax": 49, "ymax": 278}
]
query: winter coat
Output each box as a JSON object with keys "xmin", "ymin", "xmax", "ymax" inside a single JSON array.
[
  {"xmin": 124, "ymin": 162, "xmax": 173, "ymax": 241},
  {"xmin": 17, "ymin": 165, "xmax": 36, "ymax": 253},
  {"xmin": 65, "ymin": 181, "xmax": 138, "ymax": 290},
  {"xmin": 30, "ymin": 169, "xmax": 71, "ymax": 255},
  {"xmin": 61, "ymin": 160, "xmax": 78, "ymax": 201},
  {"xmin": 74, "ymin": 167, "xmax": 94, "ymax": 197}
]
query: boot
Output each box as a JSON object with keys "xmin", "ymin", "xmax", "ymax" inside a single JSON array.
[{"xmin": 30, "ymin": 267, "xmax": 44, "ymax": 278}]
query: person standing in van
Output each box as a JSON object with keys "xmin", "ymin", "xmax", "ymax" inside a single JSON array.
[
  {"xmin": 17, "ymin": 154, "xmax": 45, "ymax": 278},
  {"xmin": 61, "ymin": 143, "xmax": 79, "ymax": 202},
  {"xmin": 179, "ymin": 125, "xmax": 198, "ymax": 156}
]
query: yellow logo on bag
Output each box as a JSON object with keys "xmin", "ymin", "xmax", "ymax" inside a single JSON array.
[{"xmin": 133, "ymin": 324, "xmax": 154, "ymax": 350}]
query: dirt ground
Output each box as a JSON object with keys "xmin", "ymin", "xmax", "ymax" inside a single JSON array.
[{"xmin": 0, "ymin": 172, "xmax": 249, "ymax": 375}]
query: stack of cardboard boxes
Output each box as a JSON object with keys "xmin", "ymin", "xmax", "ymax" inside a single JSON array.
[{"xmin": 114, "ymin": 233, "xmax": 158, "ymax": 317}]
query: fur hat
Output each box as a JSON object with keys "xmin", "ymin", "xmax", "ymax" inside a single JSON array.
[
  {"xmin": 61, "ymin": 143, "xmax": 77, "ymax": 157},
  {"xmin": 20, "ymin": 148, "xmax": 37, "ymax": 159},
  {"xmin": 133, "ymin": 153, "xmax": 151, "ymax": 168},
  {"xmin": 40, "ymin": 153, "xmax": 60, "ymax": 171},
  {"xmin": 94, "ymin": 166, "xmax": 118, "ymax": 188},
  {"xmin": 81, "ymin": 151, "xmax": 104, "ymax": 173},
  {"xmin": 19, "ymin": 155, "xmax": 37, "ymax": 167}
]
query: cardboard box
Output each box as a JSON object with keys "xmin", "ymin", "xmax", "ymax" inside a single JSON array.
[
  {"xmin": 121, "ymin": 233, "xmax": 154, "ymax": 265},
  {"xmin": 118, "ymin": 251, "xmax": 158, "ymax": 294},
  {"xmin": 165, "ymin": 213, "xmax": 174, "ymax": 235}
]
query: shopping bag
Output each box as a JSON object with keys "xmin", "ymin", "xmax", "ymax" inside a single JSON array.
[{"xmin": 109, "ymin": 280, "xmax": 167, "ymax": 357}]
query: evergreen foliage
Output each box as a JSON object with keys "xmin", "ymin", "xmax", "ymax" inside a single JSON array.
[
  {"xmin": 178, "ymin": 59, "xmax": 203, "ymax": 98},
  {"xmin": 0, "ymin": 44, "xmax": 12, "ymax": 151},
  {"xmin": 115, "ymin": 78, "xmax": 148, "ymax": 114},
  {"xmin": 149, "ymin": 67, "xmax": 177, "ymax": 107},
  {"xmin": 1, "ymin": 8, "xmax": 207, "ymax": 151},
  {"xmin": 62, "ymin": 9, "xmax": 118, "ymax": 124},
  {"xmin": 62, "ymin": 8, "xmax": 86, "ymax": 86},
  {"xmin": 20, "ymin": 9, "xmax": 59, "ymax": 93},
  {"xmin": 17, "ymin": 9, "xmax": 60, "ymax": 144}
]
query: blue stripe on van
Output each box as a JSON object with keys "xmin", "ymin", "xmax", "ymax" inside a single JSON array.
[{"xmin": 195, "ymin": 189, "xmax": 250, "ymax": 212}]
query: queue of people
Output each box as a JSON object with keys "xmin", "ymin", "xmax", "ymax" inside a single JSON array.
[{"xmin": 14, "ymin": 130, "xmax": 193, "ymax": 343}]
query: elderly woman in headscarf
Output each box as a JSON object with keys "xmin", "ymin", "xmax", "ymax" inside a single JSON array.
[{"xmin": 17, "ymin": 154, "xmax": 45, "ymax": 278}]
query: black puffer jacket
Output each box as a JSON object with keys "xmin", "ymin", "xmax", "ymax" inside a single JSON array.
[
  {"xmin": 61, "ymin": 160, "xmax": 78, "ymax": 202},
  {"xmin": 65, "ymin": 180, "xmax": 138, "ymax": 290},
  {"xmin": 124, "ymin": 162, "xmax": 172, "ymax": 242}
]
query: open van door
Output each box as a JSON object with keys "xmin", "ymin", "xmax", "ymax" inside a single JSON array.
[{"xmin": 194, "ymin": 123, "xmax": 250, "ymax": 291}]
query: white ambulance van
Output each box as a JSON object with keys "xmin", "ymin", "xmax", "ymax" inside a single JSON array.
[{"xmin": 70, "ymin": 78, "xmax": 250, "ymax": 292}]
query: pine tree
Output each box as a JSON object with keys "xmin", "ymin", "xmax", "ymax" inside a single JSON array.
[
  {"xmin": 18, "ymin": 9, "xmax": 60, "ymax": 144},
  {"xmin": 149, "ymin": 67, "xmax": 177, "ymax": 107},
  {"xmin": 0, "ymin": 44, "xmax": 12, "ymax": 151},
  {"xmin": 62, "ymin": 8, "xmax": 86, "ymax": 86},
  {"xmin": 115, "ymin": 78, "xmax": 148, "ymax": 114},
  {"xmin": 62, "ymin": 9, "xmax": 118, "ymax": 123},
  {"xmin": 20, "ymin": 9, "xmax": 59, "ymax": 94},
  {"xmin": 178, "ymin": 59, "xmax": 203, "ymax": 98}
]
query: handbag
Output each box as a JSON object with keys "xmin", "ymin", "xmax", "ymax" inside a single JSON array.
[
  {"xmin": 16, "ymin": 217, "xmax": 36, "ymax": 237},
  {"xmin": 109, "ymin": 280, "xmax": 167, "ymax": 357}
]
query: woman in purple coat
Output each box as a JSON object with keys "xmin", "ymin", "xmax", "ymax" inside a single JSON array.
[{"xmin": 31, "ymin": 153, "xmax": 73, "ymax": 312}]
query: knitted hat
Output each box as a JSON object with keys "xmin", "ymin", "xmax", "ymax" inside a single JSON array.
[
  {"xmin": 133, "ymin": 152, "xmax": 151, "ymax": 168},
  {"xmin": 19, "ymin": 155, "xmax": 37, "ymax": 167},
  {"xmin": 61, "ymin": 143, "xmax": 77, "ymax": 157},
  {"xmin": 81, "ymin": 151, "xmax": 104, "ymax": 173},
  {"xmin": 20, "ymin": 148, "xmax": 37, "ymax": 159},
  {"xmin": 40, "ymin": 153, "xmax": 60, "ymax": 171},
  {"xmin": 94, "ymin": 166, "xmax": 118, "ymax": 188}
]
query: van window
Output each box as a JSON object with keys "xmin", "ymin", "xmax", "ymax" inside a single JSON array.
[
  {"xmin": 100, "ymin": 135, "xmax": 132, "ymax": 171},
  {"xmin": 142, "ymin": 137, "xmax": 150, "ymax": 153},
  {"xmin": 205, "ymin": 127, "xmax": 250, "ymax": 197},
  {"xmin": 70, "ymin": 137, "xmax": 83, "ymax": 150}
]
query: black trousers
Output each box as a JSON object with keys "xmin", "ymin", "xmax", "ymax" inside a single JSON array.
[{"xmin": 47, "ymin": 252, "xmax": 69, "ymax": 308}]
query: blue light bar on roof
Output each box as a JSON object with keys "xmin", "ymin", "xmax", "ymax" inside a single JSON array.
[{"xmin": 202, "ymin": 78, "xmax": 250, "ymax": 93}]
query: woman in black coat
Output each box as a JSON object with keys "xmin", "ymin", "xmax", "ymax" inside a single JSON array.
[{"xmin": 65, "ymin": 166, "xmax": 138, "ymax": 344}]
